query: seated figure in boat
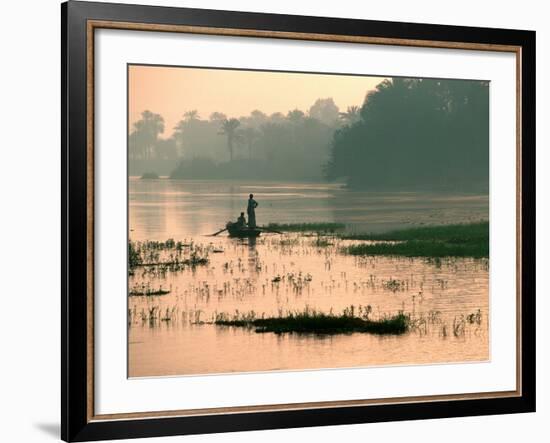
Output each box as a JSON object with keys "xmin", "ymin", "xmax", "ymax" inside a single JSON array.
[{"xmin": 236, "ymin": 212, "xmax": 247, "ymax": 229}]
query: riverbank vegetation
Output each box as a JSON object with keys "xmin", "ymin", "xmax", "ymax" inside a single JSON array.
[
  {"xmin": 267, "ymin": 222, "xmax": 345, "ymax": 233},
  {"xmin": 130, "ymin": 76, "xmax": 489, "ymax": 191},
  {"xmin": 128, "ymin": 239, "xmax": 209, "ymax": 275},
  {"xmin": 214, "ymin": 306, "xmax": 409, "ymax": 335},
  {"xmin": 325, "ymin": 78, "xmax": 489, "ymax": 191},
  {"xmin": 129, "ymin": 286, "xmax": 170, "ymax": 296},
  {"xmin": 343, "ymin": 221, "xmax": 488, "ymax": 258}
]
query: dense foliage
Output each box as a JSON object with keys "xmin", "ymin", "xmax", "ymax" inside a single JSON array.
[
  {"xmin": 343, "ymin": 221, "xmax": 489, "ymax": 258},
  {"xmin": 325, "ymin": 78, "xmax": 489, "ymax": 191},
  {"xmin": 129, "ymin": 78, "xmax": 489, "ymax": 188}
]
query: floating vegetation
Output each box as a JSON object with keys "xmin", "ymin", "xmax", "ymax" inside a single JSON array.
[
  {"xmin": 382, "ymin": 278, "xmax": 406, "ymax": 292},
  {"xmin": 466, "ymin": 309, "xmax": 482, "ymax": 325},
  {"xmin": 267, "ymin": 222, "xmax": 345, "ymax": 233},
  {"xmin": 278, "ymin": 237, "xmax": 300, "ymax": 247},
  {"xmin": 129, "ymin": 300, "xmax": 485, "ymax": 343},
  {"xmin": 270, "ymin": 272, "xmax": 313, "ymax": 293},
  {"xmin": 342, "ymin": 222, "xmax": 488, "ymax": 258},
  {"xmin": 128, "ymin": 239, "xmax": 209, "ymax": 274},
  {"xmin": 129, "ymin": 286, "xmax": 170, "ymax": 296},
  {"xmin": 341, "ymin": 222, "xmax": 488, "ymax": 242},
  {"xmin": 312, "ymin": 233, "xmax": 334, "ymax": 247},
  {"xmin": 213, "ymin": 306, "xmax": 408, "ymax": 335},
  {"xmin": 129, "ymin": 241, "xmax": 142, "ymax": 268},
  {"xmin": 345, "ymin": 240, "xmax": 488, "ymax": 258}
]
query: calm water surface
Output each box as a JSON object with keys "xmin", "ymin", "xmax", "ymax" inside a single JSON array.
[{"xmin": 128, "ymin": 179, "xmax": 489, "ymax": 377}]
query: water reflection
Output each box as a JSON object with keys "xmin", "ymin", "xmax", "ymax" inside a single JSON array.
[{"xmin": 128, "ymin": 179, "xmax": 489, "ymax": 377}]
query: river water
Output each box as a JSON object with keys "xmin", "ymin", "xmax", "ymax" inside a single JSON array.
[{"xmin": 128, "ymin": 178, "xmax": 489, "ymax": 377}]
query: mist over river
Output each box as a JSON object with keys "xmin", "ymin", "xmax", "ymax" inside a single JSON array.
[{"xmin": 128, "ymin": 178, "xmax": 489, "ymax": 377}]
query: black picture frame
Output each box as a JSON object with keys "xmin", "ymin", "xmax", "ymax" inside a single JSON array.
[{"xmin": 62, "ymin": 1, "xmax": 536, "ymax": 441}]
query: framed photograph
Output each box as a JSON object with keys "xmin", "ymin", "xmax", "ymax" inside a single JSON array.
[{"xmin": 62, "ymin": 1, "xmax": 535, "ymax": 441}]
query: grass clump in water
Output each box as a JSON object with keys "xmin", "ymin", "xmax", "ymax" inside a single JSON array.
[
  {"xmin": 267, "ymin": 222, "xmax": 345, "ymax": 233},
  {"xmin": 343, "ymin": 221, "xmax": 488, "ymax": 258},
  {"xmin": 129, "ymin": 287, "xmax": 170, "ymax": 296},
  {"xmin": 129, "ymin": 241, "xmax": 142, "ymax": 269},
  {"xmin": 215, "ymin": 306, "xmax": 408, "ymax": 335}
]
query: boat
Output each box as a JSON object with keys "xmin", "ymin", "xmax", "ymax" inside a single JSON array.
[{"xmin": 225, "ymin": 222, "xmax": 262, "ymax": 238}]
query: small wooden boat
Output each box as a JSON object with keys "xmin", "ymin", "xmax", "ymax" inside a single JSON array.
[{"xmin": 226, "ymin": 222, "xmax": 262, "ymax": 238}]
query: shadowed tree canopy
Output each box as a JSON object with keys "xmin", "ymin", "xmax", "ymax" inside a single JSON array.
[
  {"xmin": 325, "ymin": 78, "xmax": 489, "ymax": 192},
  {"xmin": 130, "ymin": 80, "xmax": 488, "ymax": 186},
  {"xmin": 339, "ymin": 106, "xmax": 360, "ymax": 125}
]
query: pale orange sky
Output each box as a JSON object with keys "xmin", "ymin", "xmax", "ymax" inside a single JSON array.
[{"xmin": 129, "ymin": 65, "xmax": 385, "ymax": 137}]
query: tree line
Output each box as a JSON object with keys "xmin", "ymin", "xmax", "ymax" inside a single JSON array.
[
  {"xmin": 130, "ymin": 77, "xmax": 489, "ymax": 190},
  {"xmin": 325, "ymin": 78, "xmax": 489, "ymax": 191},
  {"xmin": 129, "ymin": 98, "xmax": 346, "ymax": 180}
]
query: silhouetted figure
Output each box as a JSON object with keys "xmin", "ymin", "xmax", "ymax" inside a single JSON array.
[
  {"xmin": 236, "ymin": 212, "xmax": 246, "ymax": 228},
  {"xmin": 247, "ymin": 194, "xmax": 258, "ymax": 228}
]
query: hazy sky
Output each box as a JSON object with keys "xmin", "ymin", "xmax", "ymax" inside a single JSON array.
[{"xmin": 129, "ymin": 65, "xmax": 385, "ymax": 137}]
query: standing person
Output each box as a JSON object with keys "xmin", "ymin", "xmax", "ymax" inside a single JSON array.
[{"xmin": 247, "ymin": 194, "xmax": 258, "ymax": 228}]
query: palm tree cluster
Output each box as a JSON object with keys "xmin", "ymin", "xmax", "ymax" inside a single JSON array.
[
  {"xmin": 219, "ymin": 118, "xmax": 241, "ymax": 161},
  {"xmin": 326, "ymin": 78, "xmax": 489, "ymax": 191},
  {"xmin": 129, "ymin": 98, "xmax": 344, "ymax": 180},
  {"xmin": 129, "ymin": 111, "xmax": 168, "ymax": 160}
]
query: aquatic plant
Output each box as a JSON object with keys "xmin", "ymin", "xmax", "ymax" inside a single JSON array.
[
  {"xmin": 128, "ymin": 239, "xmax": 209, "ymax": 274},
  {"xmin": 312, "ymin": 233, "xmax": 334, "ymax": 247},
  {"xmin": 342, "ymin": 221, "xmax": 488, "ymax": 242},
  {"xmin": 214, "ymin": 306, "xmax": 409, "ymax": 335},
  {"xmin": 342, "ymin": 222, "xmax": 488, "ymax": 258},
  {"xmin": 128, "ymin": 241, "xmax": 142, "ymax": 269},
  {"xmin": 129, "ymin": 286, "xmax": 170, "ymax": 296},
  {"xmin": 267, "ymin": 222, "xmax": 345, "ymax": 233},
  {"xmin": 344, "ymin": 240, "xmax": 488, "ymax": 258}
]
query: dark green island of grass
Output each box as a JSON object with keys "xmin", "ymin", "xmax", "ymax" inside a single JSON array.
[
  {"xmin": 129, "ymin": 288, "xmax": 170, "ymax": 296},
  {"xmin": 342, "ymin": 221, "xmax": 488, "ymax": 258},
  {"xmin": 215, "ymin": 310, "xmax": 408, "ymax": 335},
  {"xmin": 267, "ymin": 222, "xmax": 345, "ymax": 233}
]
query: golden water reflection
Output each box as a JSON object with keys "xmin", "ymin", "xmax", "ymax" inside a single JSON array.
[{"xmin": 128, "ymin": 179, "xmax": 489, "ymax": 377}]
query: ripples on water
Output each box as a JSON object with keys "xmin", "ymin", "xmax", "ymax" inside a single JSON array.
[{"xmin": 128, "ymin": 179, "xmax": 489, "ymax": 377}]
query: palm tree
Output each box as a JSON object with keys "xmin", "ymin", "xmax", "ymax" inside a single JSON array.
[
  {"xmin": 339, "ymin": 106, "xmax": 360, "ymax": 125},
  {"xmin": 183, "ymin": 110, "xmax": 200, "ymax": 122},
  {"xmin": 219, "ymin": 118, "xmax": 241, "ymax": 161},
  {"xmin": 131, "ymin": 110, "xmax": 164, "ymax": 159}
]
